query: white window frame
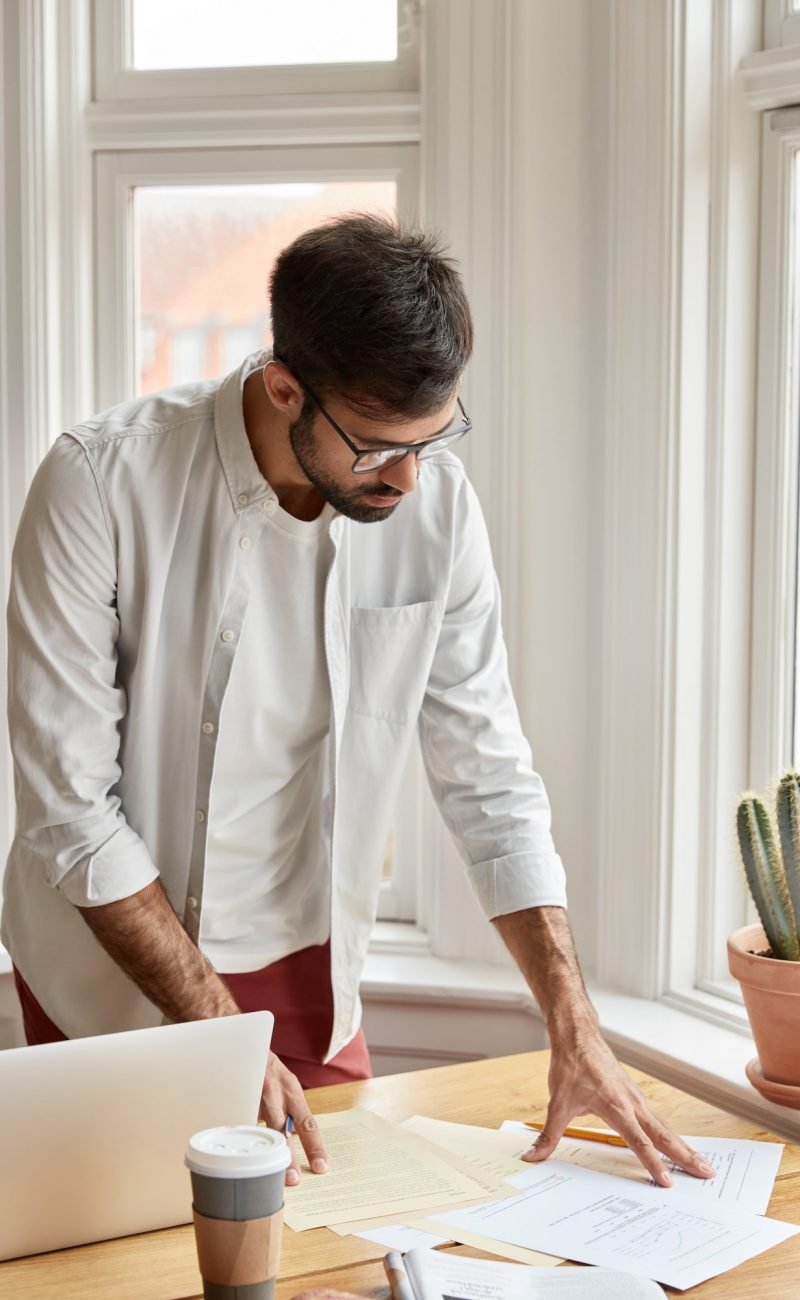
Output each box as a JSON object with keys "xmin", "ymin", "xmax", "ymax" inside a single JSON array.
[
  {"xmin": 94, "ymin": 144, "xmax": 419, "ymax": 407},
  {"xmin": 92, "ymin": 0, "xmax": 421, "ymax": 100},
  {"xmin": 594, "ymin": 0, "xmax": 764, "ymax": 1038},
  {"xmin": 751, "ymin": 109, "xmax": 800, "ymax": 792}
]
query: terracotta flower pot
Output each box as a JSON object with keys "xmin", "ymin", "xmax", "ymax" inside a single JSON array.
[{"xmin": 728, "ymin": 922, "xmax": 800, "ymax": 1099}]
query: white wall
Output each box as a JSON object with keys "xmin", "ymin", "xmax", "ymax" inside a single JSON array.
[{"xmin": 508, "ymin": 0, "xmax": 609, "ymax": 976}]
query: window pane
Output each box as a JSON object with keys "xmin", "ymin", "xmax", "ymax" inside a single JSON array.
[
  {"xmin": 132, "ymin": 0, "xmax": 398, "ymax": 69},
  {"xmin": 134, "ymin": 181, "xmax": 397, "ymax": 395}
]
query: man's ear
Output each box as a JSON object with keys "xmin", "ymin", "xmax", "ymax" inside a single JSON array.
[{"xmin": 263, "ymin": 361, "xmax": 304, "ymax": 420}]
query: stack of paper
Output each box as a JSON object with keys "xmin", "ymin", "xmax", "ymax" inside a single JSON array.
[
  {"xmin": 283, "ymin": 1108, "xmax": 798, "ymax": 1290},
  {"xmin": 500, "ymin": 1120, "xmax": 784, "ymax": 1213},
  {"xmin": 434, "ymin": 1159, "xmax": 798, "ymax": 1290},
  {"xmin": 283, "ymin": 1109, "xmax": 515, "ymax": 1233}
]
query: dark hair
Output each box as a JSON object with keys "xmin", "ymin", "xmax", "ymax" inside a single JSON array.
[{"xmin": 269, "ymin": 212, "xmax": 473, "ymax": 421}]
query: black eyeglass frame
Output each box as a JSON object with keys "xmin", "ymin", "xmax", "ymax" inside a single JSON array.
[{"xmin": 273, "ymin": 357, "xmax": 472, "ymax": 475}]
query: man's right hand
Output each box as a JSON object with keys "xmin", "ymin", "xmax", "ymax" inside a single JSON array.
[
  {"xmin": 260, "ymin": 1050, "xmax": 329, "ymax": 1185},
  {"xmin": 75, "ymin": 883, "xmax": 329, "ymax": 1183}
]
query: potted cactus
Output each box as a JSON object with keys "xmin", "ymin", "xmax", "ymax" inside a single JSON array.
[{"xmin": 730, "ymin": 771, "xmax": 800, "ymax": 1107}]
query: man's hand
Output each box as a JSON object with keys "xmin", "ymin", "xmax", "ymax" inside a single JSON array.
[
  {"xmin": 260, "ymin": 1050, "xmax": 329, "ymax": 1186},
  {"xmin": 78, "ymin": 883, "xmax": 331, "ymax": 1185},
  {"xmin": 523, "ymin": 1024, "xmax": 715, "ymax": 1187},
  {"xmin": 493, "ymin": 905, "xmax": 716, "ymax": 1187}
]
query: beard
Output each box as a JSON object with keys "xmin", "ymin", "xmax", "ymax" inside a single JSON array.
[{"xmin": 288, "ymin": 408, "xmax": 404, "ymax": 524}]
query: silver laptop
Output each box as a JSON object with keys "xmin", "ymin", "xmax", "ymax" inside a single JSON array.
[{"xmin": 0, "ymin": 1011, "xmax": 273, "ymax": 1260}]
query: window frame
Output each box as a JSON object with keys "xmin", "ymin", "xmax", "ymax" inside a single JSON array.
[
  {"xmin": 92, "ymin": 0, "xmax": 420, "ymax": 101},
  {"xmin": 751, "ymin": 109, "xmax": 800, "ymax": 794}
]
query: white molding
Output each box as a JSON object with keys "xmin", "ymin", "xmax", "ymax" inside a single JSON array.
[
  {"xmin": 598, "ymin": 0, "xmax": 762, "ymax": 996},
  {"xmin": 692, "ymin": 1, "xmax": 762, "ymax": 984},
  {"xmin": 18, "ymin": 0, "xmax": 93, "ymax": 456},
  {"xmin": 85, "ymin": 94, "xmax": 421, "ymax": 151},
  {"xmin": 18, "ymin": 0, "xmax": 56, "ymax": 478},
  {"xmin": 420, "ymin": 1, "xmax": 515, "ymax": 660},
  {"xmin": 0, "ymin": 0, "xmax": 93, "ymax": 875},
  {"xmin": 750, "ymin": 115, "xmax": 800, "ymax": 784},
  {"xmin": 597, "ymin": 0, "xmax": 683, "ymax": 995},
  {"xmin": 740, "ymin": 43, "xmax": 800, "ymax": 110},
  {"xmin": 0, "ymin": 3, "xmax": 16, "ymax": 878}
]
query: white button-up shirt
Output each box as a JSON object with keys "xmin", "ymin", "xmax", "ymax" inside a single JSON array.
[{"xmin": 2, "ymin": 353, "xmax": 567, "ymax": 1059}]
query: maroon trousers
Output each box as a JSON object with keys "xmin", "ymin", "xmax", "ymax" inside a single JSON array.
[{"xmin": 13, "ymin": 939, "xmax": 371, "ymax": 1088}]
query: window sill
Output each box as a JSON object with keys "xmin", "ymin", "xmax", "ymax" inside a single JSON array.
[{"xmin": 364, "ymin": 929, "xmax": 800, "ymax": 1142}]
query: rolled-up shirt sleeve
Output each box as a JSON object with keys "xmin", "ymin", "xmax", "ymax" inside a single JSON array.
[
  {"xmin": 418, "ymin": 472, "xmax": 567, "ymax": 919},
  {"xmin": 6, "ymin": 433, "xmax": 159, "ymax": 906}
]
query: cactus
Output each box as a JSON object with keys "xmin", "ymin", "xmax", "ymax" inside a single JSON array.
[
  {"xmin": 737, "ymin": 792, "xmax": 800, "ymax": 960},
  {"xmin": 777, "ymin": 772, "xmax": 800, "ymax": 933}
]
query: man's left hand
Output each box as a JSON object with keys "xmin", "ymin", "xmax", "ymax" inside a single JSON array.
[{"xmin": 523, "ymin": 1027, "xmax": 716, "ymax": 1187}]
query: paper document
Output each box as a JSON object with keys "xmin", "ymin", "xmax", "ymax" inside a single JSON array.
[
  {"xmin": 355, "ymin": 1223, "xmax": 450, "ymax": 1251},
  {"xmin": 434, "ymin": 1160, "xmax": 799, "ymax": 1289},
  {"xmin": 283, "ymin": 1109, "xmax": 503, "ymax": 1232},
  {"xmin": 397, "ymin": 1248, "xmax": 665, "ymax": 1299},
  {"xmin": 502, "ymin": 1121, "xmax": 784, "ymax": 1213},
  {"xmin": 329, "ymin": 1192, "xmax": 509, "ymax": 1237},
  {"xmin": 403, "ymin": 1115, "xmax": 531, "ymax": 1182},
  {"xmin": 412, "ymin": 1217, "xmax": 563, "ymax": 1267}
]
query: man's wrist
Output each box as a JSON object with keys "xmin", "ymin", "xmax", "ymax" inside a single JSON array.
[{"xmin": 545, "ymin": 995, "xmax": 600, "ymax": 1047}]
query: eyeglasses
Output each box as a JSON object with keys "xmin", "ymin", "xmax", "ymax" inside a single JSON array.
[{"xmin": 275, "ymin": 358, "xmax": 471, "ymax": 474}]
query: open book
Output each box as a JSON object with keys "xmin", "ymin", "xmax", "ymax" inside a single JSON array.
[{"xmin": 386, "ymin": 1250, "xmax": 666, "ymax": 1300}]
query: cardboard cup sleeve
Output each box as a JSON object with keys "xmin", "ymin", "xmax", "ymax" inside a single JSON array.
[{"xmin": 192, "ymin": 1207, "xmax": 283, "ymax": 1287}]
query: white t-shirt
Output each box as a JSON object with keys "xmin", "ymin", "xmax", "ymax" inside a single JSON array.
[{"xmin": 199, "ymin": 489, "xmax": 335, "ymax": 973}]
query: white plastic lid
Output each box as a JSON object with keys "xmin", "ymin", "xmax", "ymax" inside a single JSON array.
[{"xmin": 185, "ymin": 1126, "xmax": 291, "ymax": 1178}]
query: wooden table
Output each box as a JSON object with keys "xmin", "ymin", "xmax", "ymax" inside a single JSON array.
[{"xmin": 3, "ymin": 1051, "xmax": 799, "ymax": 1298}]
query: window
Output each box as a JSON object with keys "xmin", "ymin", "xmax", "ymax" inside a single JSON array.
[
  {"xmin": 752, "ymin": 109, "xmax": 800, "ymax": 795},
  {"xmin": 131, "ymin": 0, "xmax": 398, "ymax": 69},
  {"xmin": 93, "ymin": 0, "xmax": 418, "ymax": 99}
]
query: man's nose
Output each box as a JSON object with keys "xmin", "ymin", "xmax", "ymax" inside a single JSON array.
[{"xmin": 379, "ymin": 452, "xmax": 419, "ymax": 496}]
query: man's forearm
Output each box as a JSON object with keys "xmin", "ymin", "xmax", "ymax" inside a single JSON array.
[
  {"xmin": 78, "ymin": 879, "xmax": 239, "ymax": 1022},
  {"xmin": 492, "ymin": 905, "xmax": 598, "ymax": 1043}
]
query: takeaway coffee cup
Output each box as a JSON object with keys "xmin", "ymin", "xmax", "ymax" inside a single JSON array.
[{"xmin": 185, "ymin": 1125, "xmax": 291, "ymax": 1300}]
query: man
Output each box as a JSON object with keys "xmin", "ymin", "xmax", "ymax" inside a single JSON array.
[{"xmin": 2, "ymin": 214, "xmax": 714, "ymax": 1190}]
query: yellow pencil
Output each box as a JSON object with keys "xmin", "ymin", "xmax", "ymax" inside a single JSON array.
[{"xmin": 525, "ymin": 1121, "xmax": 628, "ymax": 1148}]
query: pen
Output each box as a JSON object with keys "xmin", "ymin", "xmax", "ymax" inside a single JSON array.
[
  {"xmin": 383, "ymin": 1251, "xmax": 416, "ymax": 1300},
  {"xmin": 284, "ymin": 1115, "xmax": 294, "ymax": 1137},
  {"xmin": 525, "ymin": 1121, "xmax": 628, "ymax": 1148}
]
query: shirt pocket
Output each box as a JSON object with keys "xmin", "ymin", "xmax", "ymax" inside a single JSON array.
[{"xmin": 348, "ymin": 600, "xmax": 443, "ymax": 723}]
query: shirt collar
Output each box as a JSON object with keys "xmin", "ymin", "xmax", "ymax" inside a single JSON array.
[{"xmin": 214, "ymin": 350, "xmax": 274, "ymax": 514}]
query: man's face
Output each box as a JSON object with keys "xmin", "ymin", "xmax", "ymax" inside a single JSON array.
[{"xmin": 288, "ymin": 391, "xmax": 460, "ymax": 525}]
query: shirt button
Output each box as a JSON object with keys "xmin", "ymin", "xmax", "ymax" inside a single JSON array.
[
  {"xmin": 221, "ymin": 629, "xmax": 235, "ymax": 643},
  {"xmin": 187, "ymin": 896, "xmax": 198, "ymax": 910},
  {"xmin": 201, "ymin": 721, "xmax": 215, "ymax": 735},
  {"xmin": 263, "ymin": 498, "xmax": 277, "ymax": 514},
  {"xmin": 195, "ymin": 809, "xmax": 206, "ymax": 823},
  {"xmin": 237, "ymin": 493, "xmax": 248, "ymax": 506},
  {"xmin": 239, "ymin": 536, "xmax": 252, "ymax": 550}
]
